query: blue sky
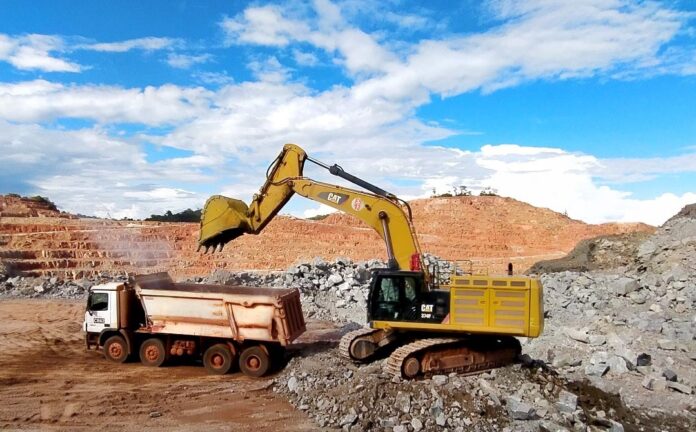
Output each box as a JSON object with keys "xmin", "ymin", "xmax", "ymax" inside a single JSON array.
[{"xmin": 0, "ymin": 0, "xmax": 695, "ymax": 225}]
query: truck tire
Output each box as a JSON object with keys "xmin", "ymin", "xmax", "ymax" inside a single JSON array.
[
  {"xmin": 203, "ymin": 344, "xmax": 234, "ymax": 375},
  {"xmin": 104, "ymin": 335, "xmax": 128, "ymax": 363},
  {"xmin": 139, "ymin": 338, "xmax": 167, "ymax": 367},
  {"xmin": 239, "ymin": 345, "xmax": 270, "ymax": 378}
]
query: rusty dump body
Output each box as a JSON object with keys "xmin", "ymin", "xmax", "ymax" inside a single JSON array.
[
  {"xmin": 86, "ymin": 272, "xmax": 306, "ymax": 376},
  {"xmin": 131, "ymin": 273, "xmax": 306, "ymax": 346}
]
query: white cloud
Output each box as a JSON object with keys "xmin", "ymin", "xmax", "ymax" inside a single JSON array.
[
  {"xmin": 0, "ymin": 121, "xmax": 212, "ymax": 218},
  {"xmin": 247, "ymin": 56, "xmax": 292, "ymax": 82},
  {"xmin": 292, "ymin": 49, "xmax": 319, "ymax": 66},
  {"xmin": 80, "ymin": 37, "xmax": 177, "ymax": 52},
  {"xmin": 302, "ymin": 204, "xmax": 337, "ymax": 218},
  {"xmin": 0, "ymin": 34, "xmax": 183, "ymax": 73},
  {"xmin": 596, "ymin": 153, "xmax": 696, "ymax": 183},
  {"xmin": 224, "ymin": 0, "xmax": 693, "ymax": 102},
  {"xmin": 0, "ymin": 80, "xmax": 213, "ymax": 125},
  {"xmin": 221, "ymin": 6, "xmax": 310, "ymax": 46},
  {"xmin": 470, "ymin": 145, "xmax": 696, "ymax": 225},
  {"xmin": 166, "ymin": 53, "xmax": 212, "ymax": 69},
  {"xmin": 192, "ymin": 71, "xmax": 235, "ymax": 86},
  {"xmin": 0, "ymin": 33, "xmax": 81, "ymax": 72},
  {"xmin": 221, "ymin": 2, "xmax": 399, "ymax": 76}
]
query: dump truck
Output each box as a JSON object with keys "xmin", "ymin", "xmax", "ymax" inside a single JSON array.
[
  {"xmin": 198, "ymin": 144, "xmax": 544, "ymax": 378},
  {"xmin": 83, "ymin": 273, "xmax": 306, "ymax": 377}
]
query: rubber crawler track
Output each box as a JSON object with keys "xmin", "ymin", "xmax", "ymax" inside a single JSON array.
[
  {"xmin": 385, "ymin": 337, "xmax": 521, "ymax": 378},
  {"xmin": 338, "ymin": 328, "xmax": 381, "ymax": 361}
]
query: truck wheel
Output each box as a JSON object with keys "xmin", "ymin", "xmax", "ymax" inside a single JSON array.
[
  {"xmin": 104, "ymin": 335, "xmax": 128, "ymax": 363},
  {"xmin": 139, "ymin": 338, "xmax": 167, "ymax": 367},
  {"xmin": 239, "ymin": 345, "xmax": 270, "ymax": 378},
  {"xmin": 203, "ymin": 344, "xmax": 234, "ymax": 375}
]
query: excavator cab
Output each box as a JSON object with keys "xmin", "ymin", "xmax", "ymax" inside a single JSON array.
[{"xmin": 368, "ymin": 271, "xmax": 449, "ymax": 324}]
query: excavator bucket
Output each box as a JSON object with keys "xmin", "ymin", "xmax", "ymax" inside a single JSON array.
[{"xmin": 198, "ymin": 195, "xmax": 252, "ymax": 252}]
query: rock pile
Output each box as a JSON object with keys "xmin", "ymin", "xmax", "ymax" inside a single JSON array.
[
  {"xmin": 0, "ymin": 272, "xmax": 119, "ymax": 299},
  {"xmin": 272, "ymin": 346, "xmax": 692, "ymax": 431},
  {"xmin": 202, "ymin": 257, "xmax": 386, "ymax": 324},
  {"xmin": 201, "ymin": 253, "xmax": 464, "ymax": 324},
  {"xmin": 524, "ymin": 204, "xmax": 696, "ymax": 415}
]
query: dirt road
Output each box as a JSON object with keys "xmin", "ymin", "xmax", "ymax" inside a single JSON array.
[{"xmin": 0, "ymin": 299, "xmax": 316, "ymax": 431}]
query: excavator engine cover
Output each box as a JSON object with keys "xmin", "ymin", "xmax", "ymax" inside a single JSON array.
[{"xmin": 199, "ymin": 195, "xmax": 252, "ymax": 248}]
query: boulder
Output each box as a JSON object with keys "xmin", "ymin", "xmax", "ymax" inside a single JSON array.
[
  {"xmin": 610, "ymin": 277, "xmax": 639, "ymax": 296},
  {"xmin": 607, "ymin": 356, "xmax": 629, "ymax": 375},
  {"xmin": 505, "ymin": 397, "xmax": 537, "ymax": 420},
  {"xmin": 585, "ymin": 364, "xmax": 609, "ymax": 377},
  {"xmin": 666, "ymin": 381, "xmax": 692, "ymax": 394},
  {"xmin": 556, "ymin": 390, "xmax": 578, "ymax": 413},
  {"xmin": 657, "ymin": 339, "xmax": 676, "ymax": 351},
  {"xmin": 565, "ymin": 328, "xmax": 589, "ymax": 343}
]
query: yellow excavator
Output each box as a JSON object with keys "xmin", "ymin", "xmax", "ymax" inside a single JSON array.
[{"xmin": 198, "ymin": 144, "xmax": 544, "ymax": 378}]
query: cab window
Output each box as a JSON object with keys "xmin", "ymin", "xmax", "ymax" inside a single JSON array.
[
  {"xmin": 88, "ymin": 292, "xmax": 109, "ymax": 311},
  {"xmin": 372, "ymin": 276, "xmax": 421, "ymax": 321},
  {"xmin": 404, "ymin": 278, "xmax": 417, "ymax": 302},
  {"xmin": 378, "ymin": 278, "xmax": 399, "ymax": 302}
]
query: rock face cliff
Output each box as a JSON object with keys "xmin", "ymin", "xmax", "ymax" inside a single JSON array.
[
  {"xmin": 0, "ymin": 194, "xmax": 73, "ymax": 218},
  {"xmin": 0, "ymin": 194, "xmax": 652, "ymax": 279}
]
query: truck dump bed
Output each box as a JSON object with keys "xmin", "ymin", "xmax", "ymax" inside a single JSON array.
[{"xmin": 132, "ymin": 273, "xmax": 306, "ymax": 346}]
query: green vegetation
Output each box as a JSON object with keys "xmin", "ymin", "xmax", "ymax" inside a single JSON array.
[
  {"xmin": 431, "ymin": 186, "xmax": 499, "ymax": 198},
  {"xmin": 5, "ymin": 194, "xmax": 59, "ymax": 211},
  {"xmin": 479, "ymin": 187, "xmax": 499, "ymax": 197},
  {"xmin": 306, "ymin": 213, "xmax": 330, "ymax": 221},
  {"xmin": 146, "ymin": 208, "xmax": 202, "ymax": 223}
]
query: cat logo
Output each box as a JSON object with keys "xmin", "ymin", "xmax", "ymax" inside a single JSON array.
[{"xmin": 318, "ymin": 191, "xmax": 348, "ymax": 205}]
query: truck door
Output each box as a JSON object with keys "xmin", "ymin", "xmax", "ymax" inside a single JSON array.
[{"xmin": 85, "ymin": 291, "xmax": 113, "ymax": 333}]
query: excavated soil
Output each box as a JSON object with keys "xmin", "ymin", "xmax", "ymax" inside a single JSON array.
[{"xmin": 0, "ymin": 299, "xmax": 315, "ymax": 432}]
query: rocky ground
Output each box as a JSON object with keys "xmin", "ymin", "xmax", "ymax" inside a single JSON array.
[{"xmin": 1, "ymin": 205, "xmax": 694, "ymax": 431}]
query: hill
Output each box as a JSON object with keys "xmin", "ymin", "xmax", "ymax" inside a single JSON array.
[{"xmin": 0, "ymin": 194, "xmax": 652, "ymax": 279}]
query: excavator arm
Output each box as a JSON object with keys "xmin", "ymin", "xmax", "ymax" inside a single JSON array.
[{"xmin": 198, "ymin": 144, "xmax": 428, "ymax": 278}]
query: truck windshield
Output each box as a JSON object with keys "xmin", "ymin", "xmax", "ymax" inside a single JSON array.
[{"xmin": 88, "ymin": 292, "xmax": 108, "ymax": 311}]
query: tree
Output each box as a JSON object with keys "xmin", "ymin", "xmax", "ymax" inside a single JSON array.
[{"xmin": 479, "ymin": 187, "xmax": 498, "ymax": 197}]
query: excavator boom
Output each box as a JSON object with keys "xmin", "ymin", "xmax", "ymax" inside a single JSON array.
[{"xmin": 198, "ymin": 144, "xmax": 427, "ymax": 278}]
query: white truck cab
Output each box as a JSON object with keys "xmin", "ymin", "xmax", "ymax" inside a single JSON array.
[{"xmin": 83, "ymin": 282, "xmax": 121, "ymax": 336}]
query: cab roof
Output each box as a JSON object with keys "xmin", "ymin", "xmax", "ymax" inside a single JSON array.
[{"xmin": 89, "ymin": 282, "xmax": 123, "ymax": 292}]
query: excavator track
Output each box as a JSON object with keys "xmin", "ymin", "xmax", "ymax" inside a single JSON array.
[
  {"xmin": 339, "ymin": 328, "xmax": 397, "ymax": 362},
  {"xmin": 385, "ymin": 336, "xmax": 521, "ymax": 379}
]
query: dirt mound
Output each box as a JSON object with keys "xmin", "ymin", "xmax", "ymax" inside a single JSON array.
[
  {"xmin": 528, "ymin": 231, "xmax": 654, "ymax": 274},
  {"xmin": 529, "ymin": 202, "xmax": 695, "ymax": 274},
  {"xmin": 0, "ymin": 194, "xmax": 652, "ymax": 279}
]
